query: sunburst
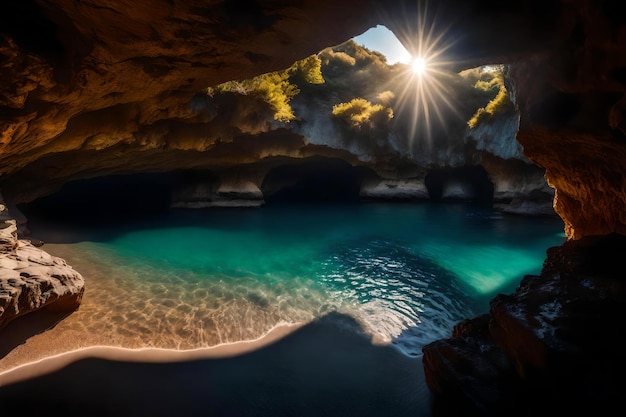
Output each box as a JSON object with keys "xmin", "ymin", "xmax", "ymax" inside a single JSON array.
[{"xmin": 382, "ymin": 1, "xmax": 463, "ymax": 151}]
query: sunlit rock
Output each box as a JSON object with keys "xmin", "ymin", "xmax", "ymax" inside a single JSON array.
[
  {"xmin": 359, "ymin": 179, "xmax": 429, "ymax": 200},
  {"xmin": 0, "ymin": 193, "xmax": 84, "ymax": 331},
  {"xmin": 171, "ymin": 176, "xmax": 265, "ymax": 208}
]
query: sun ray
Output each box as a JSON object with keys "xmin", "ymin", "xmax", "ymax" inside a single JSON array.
[
  {"xmin": 412, "ymin": 57, "xmax": 426, "ymax": 75},
  {"xmin": 378, "ymin": 0, "xmax": 464, "ymax": 152}
]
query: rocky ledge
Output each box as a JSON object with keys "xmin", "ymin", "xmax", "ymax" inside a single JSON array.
[
  {"xmin": 423, "ymin": 233, "xmax": 626, "ymax": 416},
  {"xmin": 0, "ymin": 194, "xmax": 84, "ymax": 332}
]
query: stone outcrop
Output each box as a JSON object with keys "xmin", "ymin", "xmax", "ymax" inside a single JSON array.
[
  {"xmin": 423, "ymin": 233, "xmax": 626, "ymax": 416},
  {"xmin": 360, "ymin": 178, "xmax": 429, "ymax": 201},
  {"xmin": 0, "ymin": 193, "xmax": 84, "ymax": 331}
]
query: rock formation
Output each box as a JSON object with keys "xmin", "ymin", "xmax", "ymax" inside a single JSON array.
[
  {"xmin": 1, "ymin": 34, "xmax": 549, "ymax": 211},
  {"xmin": 1, "ymin": 193, "xmax": 84, "ymax": 331},
  {"xmin": 423, "ymin": 233, "xmax": 626, "ymax": 416}
]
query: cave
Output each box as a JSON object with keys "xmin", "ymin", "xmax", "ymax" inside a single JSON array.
[
  {"xmin": 1, "ymin": 1, "xmax": 625, "ymax": 416},
  {"xmin": 424, "ymin": 165, "xmax": 494, "ymax": 203},
  {"xmin": 261, "ymin": 157, "xmax": 365, "ymax": 203},
  {"xmin": 19, "ymin": 173, "xmax": 180, "ymax": 225}
]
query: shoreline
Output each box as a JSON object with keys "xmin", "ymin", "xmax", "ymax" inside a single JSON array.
[
  {"xmin": 0, "ymin": 239, "xmax": 332, "ymax": 375},
  {"xmin": 0, "ymin": 312, "xmax": 432, "ymax": 417},
  {"xmin": 0, "ymin": 321, "xmax": 303, "ymax": 387}
]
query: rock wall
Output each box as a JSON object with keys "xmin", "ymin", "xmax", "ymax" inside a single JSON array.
[
  {"xmin": 422, "ymin": 233, "xmax": 626, "ymax": 416},
  {"xmin": 506, "ymin": 0, "xmax": 626, "ymax": 239}
]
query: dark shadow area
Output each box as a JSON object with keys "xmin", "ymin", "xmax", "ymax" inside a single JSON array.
[
  {"xmin": 529, "ymin": 91, "xmax": 580, "ymax": 128},
  {"xmin": 424, "ymin": 165, "xmax": 494, "ymax": 204},
  {"xmin": 0, "ymin": 308, "xmax": 73, "ymax": 360},
  {"xmin": 0, "ymin": 1, "xmax": 65, "ymax": 62},
  {"xmin": 17, "ymin": 172, "xmax": 181, "ymax": 225},
  {"xmin": 0, "ymin": 312, "xmax": 432, "ymax": 417},
  {"xmin": 16, "ymin": 160, "xmax": 377, "ymax": 244},
  {"xmin": 261, "ymin": 157, "xmax": 365, "ymax": 203},
  {"xmin": 17, "ymin": 170, "xmax": 225, "ymax": 229}
]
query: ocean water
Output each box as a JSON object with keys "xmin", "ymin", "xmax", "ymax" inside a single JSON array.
[{"xmin": 22, "ymin": 201, "xmax": 566, "ymax": 357}]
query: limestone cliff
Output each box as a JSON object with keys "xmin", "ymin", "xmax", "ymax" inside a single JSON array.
[
  {"xmin": 2, "ymin": 39, "xmax": 552, "ymax": 212},
  {"xmin": 2, "ymin": 0, "xmax": 622, "ymax": 239}
]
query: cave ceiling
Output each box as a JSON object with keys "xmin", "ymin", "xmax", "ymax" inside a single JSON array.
[{"xmin": 0, "ymin": 0, "xmax": 625, "ymax": 239}]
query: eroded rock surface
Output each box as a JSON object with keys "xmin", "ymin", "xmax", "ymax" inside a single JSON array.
[
  {"xmin": 423, "ymin": 233, "xmax": 626, "ymax": 416},
  {"xmin": 0, "ymin": 194, "xmax": 84, "ymax": 331}
]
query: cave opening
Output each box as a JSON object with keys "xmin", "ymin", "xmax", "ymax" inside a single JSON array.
[
  {"xmin": 261, "ymin": 157, "xmax": 367, "ymax": 204},
  {"xmin": 424, "ymin": 165, "xmax": 495, "ymax": 203},
  {"xmin": 17, "ymin": 172, "xmax": 181, "ymax": 227}
]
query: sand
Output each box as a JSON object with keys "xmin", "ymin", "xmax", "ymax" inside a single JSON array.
[
  {"xmin": 0, "ymin": 312, "xmax": 432, "ymax": 417},
  {"xmin": 0, "ymin": 321, "xmax": 301, "ymax": 386},
  {"xmin": 0, "ymin": 236, "xmax": 434, "ymax": 416}
]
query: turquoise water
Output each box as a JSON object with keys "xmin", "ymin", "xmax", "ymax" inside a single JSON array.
[{"xmin": 25, "ymin": 201, "xmax": 566, "ymax": 356}]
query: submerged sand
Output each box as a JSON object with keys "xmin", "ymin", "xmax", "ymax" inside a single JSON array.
[
  {"xmin": 0, "ymin": 241, "xmax": 336, "ymax": 373},
  {"xmin": 0, "ymin": 242, "xmax": 433, "ymax": 416}
]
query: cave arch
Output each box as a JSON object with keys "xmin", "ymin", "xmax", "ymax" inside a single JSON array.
[
  {"xmin": 261, "ymin": 157, "xmax": 369, "ymax": 203},
  {"xmin": 424, "ymin": 165, "xmax": 494, "ymax": 203}
]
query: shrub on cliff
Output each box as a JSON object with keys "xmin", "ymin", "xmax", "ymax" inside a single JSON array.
[
  {"xmin": 207, "ymin": 55, "xmax": 325, "ymax": 122},
  {"xmin": 331, "ymin": 98, "xmax": 393, "ymax": 131},
  {"xmin": 466, "ymin": 66, "xmax": 514, "ymax": 128}
]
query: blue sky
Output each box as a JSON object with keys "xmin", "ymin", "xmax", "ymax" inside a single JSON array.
[{"xmin": 352, "ymin": 25, "xmax": 412, "ymax": 64}]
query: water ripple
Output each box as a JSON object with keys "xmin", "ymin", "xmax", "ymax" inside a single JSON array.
[
  {"xmin": 16, "ymin": 202, "xmax": 564, "ymax": 364},
  {"xmin": 319, "ymin": 239, "xmax": 479, "ymax": 356}
]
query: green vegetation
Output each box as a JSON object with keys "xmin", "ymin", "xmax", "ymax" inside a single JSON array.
[
  {"xmin": 331, "ymin": 98, "xmax": 393, "ymax": 131},
  {"xmin": 376, "ymin": 90, "xmax": 395, "ymax": 106},
  {"xmin": 207, "ymin": 55, "xmax": 324, "ymax": 122},
  {"xmin": 205, "ymin": 40, "xmax": 514, "ymax": 140},
  {"xmin": 290, "ymin": 54, "xmax": 325, "ymax": 85},
  {"xmin": 318, "ymin": 40, "xmax": 393, "ymax": 95},
  {"xmin": 466, "ymin": 66, "xmax": 513, "ymax": 129}
]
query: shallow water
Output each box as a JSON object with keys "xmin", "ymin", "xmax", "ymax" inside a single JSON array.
[{"xmin": 22, "ymin": 201, "xmax": 566, "ymax": 357}]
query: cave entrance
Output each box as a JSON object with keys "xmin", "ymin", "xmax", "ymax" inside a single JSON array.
[
  {"xmin": 17, "ymin": 171, "xmax": 208, "ymax": 226},
  {"xmin": 424, "ymin": 165, "xmax": 494, "ymax": 204},
  {"xmin": 261, "ymin": 157, "xmax": 369, "ymax": 204}
]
